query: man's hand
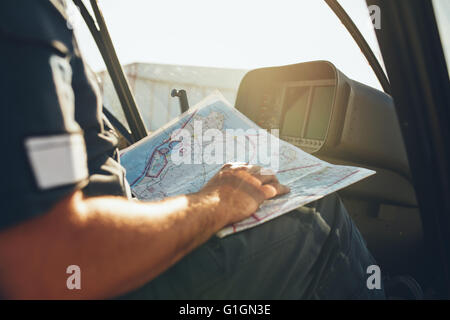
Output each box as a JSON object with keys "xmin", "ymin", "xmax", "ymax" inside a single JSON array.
[{"xmin": 199, "ymin": 163, "xmax": 290, "ymax": 225}]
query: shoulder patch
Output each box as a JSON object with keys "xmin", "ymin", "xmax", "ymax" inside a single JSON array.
[{"xmin": 25, "ymin": 134, "xmax": 88, "ymax": 190}]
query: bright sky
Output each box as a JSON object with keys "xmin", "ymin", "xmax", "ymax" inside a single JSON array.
[{"xmin": 72, "ymin": 0, "xmax": 385, "ymax": 90}]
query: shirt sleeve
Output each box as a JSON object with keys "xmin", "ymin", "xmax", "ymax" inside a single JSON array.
[{"xmin": 0, "ymin": 2, "xmax": 89, "ymax": 230}]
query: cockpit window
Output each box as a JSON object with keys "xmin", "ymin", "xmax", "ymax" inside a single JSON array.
[
  {"xmin": 71, "ymin": 0, "xmax": 385, "ymax": 130},
  {"xmin": 337, "ymin": 0, "xmax": 387, "ymax": 81},
  {"xmin": 432, "ymin": 0, "xmax": 450, "ymax": 77}
]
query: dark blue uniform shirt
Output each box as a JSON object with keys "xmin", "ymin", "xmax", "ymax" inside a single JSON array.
[{"xmin": 0, "ymin": 0, "xmax": 130, "ymax": 230}]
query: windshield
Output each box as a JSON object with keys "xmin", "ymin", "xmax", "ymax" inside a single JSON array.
[
  {"xmin": 71, "ymin": 0, "xmax": 384, "ymax": 130},
  {"xmin": 433, "ymin": 0, "xmax": 450, "ymax": 77}
]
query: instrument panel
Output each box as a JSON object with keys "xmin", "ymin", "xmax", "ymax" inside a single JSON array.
[
  {"xmin": 236, "ymin": 60, "xmax": 410, "ymax": 176},
  {"xmin": 235, "ymin": 61, "xmax": 414, "ymax": 206},
  {"xmin": 252, "ymin": 79, "xmax": 336, "ymax": 153}
]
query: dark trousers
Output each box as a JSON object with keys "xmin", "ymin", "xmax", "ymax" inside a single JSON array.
[{"xmin": 121, "ymin": 194, "xmax": 385, "ymax": 299}]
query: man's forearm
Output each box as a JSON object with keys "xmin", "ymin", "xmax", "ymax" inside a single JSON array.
[
  {"xmin": 0, "ymin": 190, "xmax": 226, "ymax": 299},
  {"xmin": 0, "ymin": 164, "xmax": 289, "ymax": 299}
]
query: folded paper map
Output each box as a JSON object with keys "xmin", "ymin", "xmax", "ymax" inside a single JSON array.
[{"xmin": 120, "ymin": 92, "xmax": 375, "ymax": 237}]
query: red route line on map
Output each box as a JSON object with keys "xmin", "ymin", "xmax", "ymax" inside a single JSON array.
[
  {"xmin": 251, "ymin": 214, "xmax": 261, "ymax": 221},
  {"xmin": 130, "ymin": 111, "xmax": 198, "ymax": 187},
  {"xmin": 276, "ymin": 163, "xmax": 321, "ymax": 173},
  {"xmin": 145, "ymin": 152, "xmax": 169, "ymax": 179},
  {"xmin": 230, "ymin": 169, "xmax": 360, "ymax": 231}
]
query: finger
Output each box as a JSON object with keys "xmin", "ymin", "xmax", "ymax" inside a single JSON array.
[
  {"xmin": 231, "ymin": 166, "xmax": 277, "ymax": 187},
  {"xmin": 249, "ymin": 166, "xmax": 276, "ymax": 176},
  {"xmin": 247, "ymin": 166, "xmax": 278, "ymax": 185},
  {"xmin": 275, "ymin": 183, "xmax": 291, "ymax": 196},
  {"xmin": 250, "ymin": 174, "xmax": 278, "ymax": 187},
  {"xmin": 260, "ymin": 183, "xmax": 290, "ymax": 199},
  {"xmin": 221, "ymin": 162, "xmax": 250, "ymax": 172},
  {"xmin": 230, "ymin": 178, "xmax": 266, "ymax": 204},
  {"xmin": 221, "ymin": 163, "xmax": 233, "ymax": 170}
]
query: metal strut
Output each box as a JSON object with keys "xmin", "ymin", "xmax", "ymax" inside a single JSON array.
[
  {"xmin": 73, "ymin": 0, "xmax": 148, "ymax": 143},
  {"xmin": 324, "ymin": 0, "xmax": 391, "ymax": 95}
]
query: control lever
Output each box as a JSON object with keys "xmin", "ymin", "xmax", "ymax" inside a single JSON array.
[{"xmin": 171, "ymin": 89, "xmax": 190, "ymax": 113}]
